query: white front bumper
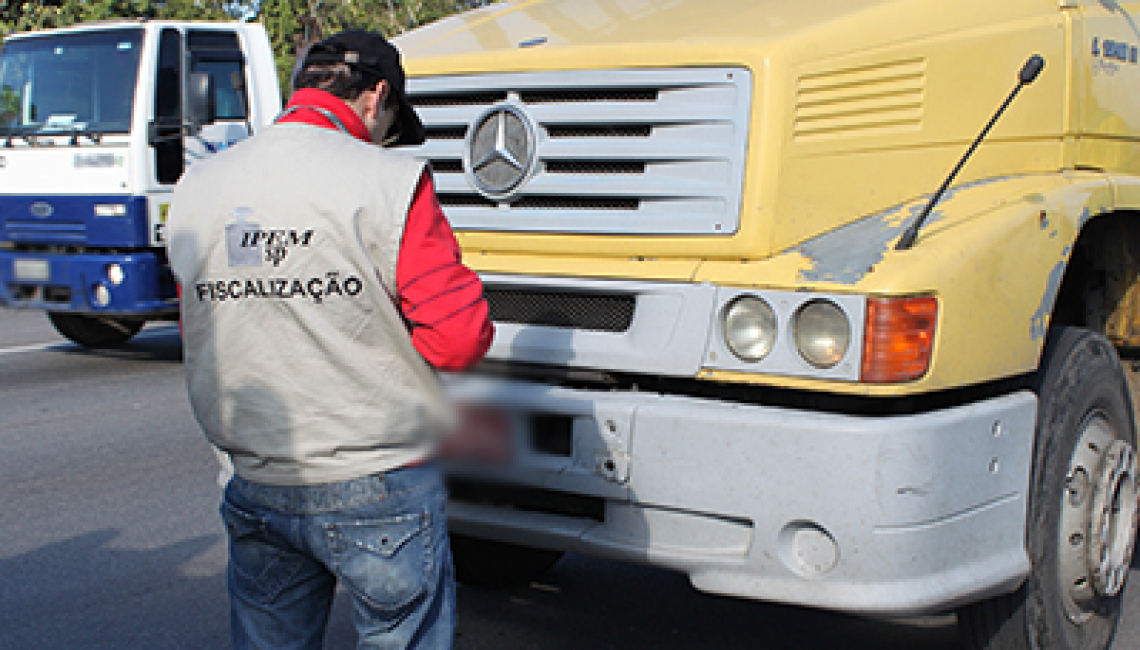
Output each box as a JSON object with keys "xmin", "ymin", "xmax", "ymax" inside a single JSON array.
[{"xmin": 446, "ymin": 377, "xmax": 1037, "ymax": 617}]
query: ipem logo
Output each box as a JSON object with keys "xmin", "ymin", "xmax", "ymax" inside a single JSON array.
[
  {"xmin": 225, "ymin": 207, "xmax": 316, "ymax": 268},
  {"xmin": 240, "ymin": 229, "xmax": 316, "ymax": 267}
]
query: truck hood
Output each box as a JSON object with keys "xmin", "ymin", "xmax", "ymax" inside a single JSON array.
[
  {"xmin": 398, "ymin": 0, "xmax": 1065, "ymax": 272},
  {"xmin": 397, "ymin": 0, "xmax": 898, "ymax": 62}
]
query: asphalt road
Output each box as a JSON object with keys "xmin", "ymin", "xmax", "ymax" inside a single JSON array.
[{"xmin": 1, "ymin": 307, "xmax": 1137, "ymax": 650}]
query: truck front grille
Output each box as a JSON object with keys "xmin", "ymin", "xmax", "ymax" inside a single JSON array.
[
  {"xmin": 485, "ymin": 287, "xmax": 635, "ymax": 332},
  {"xmin": 408, "ymin": 68, "xmax": 752, "ymax": 236}
]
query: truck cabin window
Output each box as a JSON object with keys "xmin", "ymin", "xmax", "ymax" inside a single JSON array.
[
  {"xmin": 0, "ymin": 28, "xmax": 144, "ymax": 136},
  {"xmin": 194, "ymin": 58, "xmax": 248, "ymax": 121},
  {"xmin": 187, "ymin": 31, "xmax": 248, "ymax": 122}
]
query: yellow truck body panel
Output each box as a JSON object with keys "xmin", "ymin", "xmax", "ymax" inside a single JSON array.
[{"xmin": 402, "ymin": 0, "xmax": 1140, "ymax": 396}]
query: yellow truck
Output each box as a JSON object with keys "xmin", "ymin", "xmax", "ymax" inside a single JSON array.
[{"xmin": 398, "ymin": 1, "xmax": 1140, "ymax": 648}]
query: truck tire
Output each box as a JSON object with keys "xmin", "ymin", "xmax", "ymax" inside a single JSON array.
[
  {"xmin": 958, "ymin": 326, "xmax": 1138, "ymax": 650},
  {"xmin": 450, "ymin": 534, "xmax": 564, "ymax": 588},
  {"xmin": 47, "ymin": 313, "xmax": 145, "ymax": 348}
]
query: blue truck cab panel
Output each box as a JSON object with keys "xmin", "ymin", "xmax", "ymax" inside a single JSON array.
[{"xmin": 0, "ymin": 194, "xmax": 177, "ymax": 315}]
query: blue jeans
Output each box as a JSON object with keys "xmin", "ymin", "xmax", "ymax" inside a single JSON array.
[{"xmin": 220, "ymin": 463, "xmax": 455, "ymax": 649}]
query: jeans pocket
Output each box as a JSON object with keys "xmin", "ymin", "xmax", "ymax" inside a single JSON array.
[
  {"xmin": 220, "ymin": 500, "xmax": 303, "ymax": 606},
  {"xmin": 327, "ymin": 510, "xmax": 433, "ymax": 616}
]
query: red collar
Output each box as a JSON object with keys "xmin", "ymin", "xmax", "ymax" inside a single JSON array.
[{"xmin": 277, "ymin": 88, "xmax": 372, "ymax": 143}]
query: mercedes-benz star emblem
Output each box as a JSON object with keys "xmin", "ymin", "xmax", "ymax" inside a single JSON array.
[{"xmin": 464, "ymin": 104, "xmax": 537, "ymax": 200}]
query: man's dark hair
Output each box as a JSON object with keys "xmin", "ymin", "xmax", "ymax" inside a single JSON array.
[
  {"xmin": 292, "ymin": 30, "xmax": 427, "ymax": 146},
  {"xmin": 293, "ymin": 63, "xmax": 394, "ymax": 108}
]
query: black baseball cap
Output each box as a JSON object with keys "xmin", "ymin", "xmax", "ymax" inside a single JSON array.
[{"xmin": 301, "ymin": 30, "xmax": 426, "ymax": 146}]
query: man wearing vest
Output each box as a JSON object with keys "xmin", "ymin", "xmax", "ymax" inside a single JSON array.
[{"xmin": 167, "ymin": 30, "xmax": 493, "ymax": 649}]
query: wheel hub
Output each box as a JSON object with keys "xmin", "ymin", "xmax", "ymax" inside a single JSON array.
[
  {"xmin": 1057, "ymin": 412, "xmax": 1138, "ymax": 623},
  {"xmin": 1089, "ymin": 439, "xmax": 1137, "ymax": 597}
]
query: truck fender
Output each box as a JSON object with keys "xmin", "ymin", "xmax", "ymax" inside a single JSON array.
[{"xmin": 789, "ymin": 171, "xmax": 1119, "ymax": 391}]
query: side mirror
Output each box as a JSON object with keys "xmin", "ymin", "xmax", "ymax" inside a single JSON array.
[{"xmin": 187, "ymin": 72, "xmax": 215, "ymax": 127}]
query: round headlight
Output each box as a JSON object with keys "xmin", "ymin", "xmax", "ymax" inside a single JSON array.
[
  {"xmin": 106, "ymin": 263, "xmax": 125, "ymax": 286},
  {"xmin": 723, "ymin": 295, "xmax": 778, "ymax": 362},
  {"xmin": 794, "ymin": 300, "xmax": 850, "ymax": 369}
]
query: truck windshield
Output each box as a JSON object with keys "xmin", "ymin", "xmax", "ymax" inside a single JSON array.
[{"xmin": 0, "ymin": 28, "xmax": 143, "ymax": 136}]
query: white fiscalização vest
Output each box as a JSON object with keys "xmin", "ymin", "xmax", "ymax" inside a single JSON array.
[{"xmin": 167, "ymin": 123, "xmax": 454, "ymax": 486}]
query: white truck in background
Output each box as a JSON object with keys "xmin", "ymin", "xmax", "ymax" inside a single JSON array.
[{"xmin": 0, "ymin": 20, "xmax": 281, "ymax": 346}]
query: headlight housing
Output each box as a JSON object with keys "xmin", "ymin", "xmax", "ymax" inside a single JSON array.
[
  {"xmin": 861, "ymin": 295, "xmax": 938, "ymax": 383},
  {"xmin": 723, "ymin": 295, "xmax": 778, "ymax": 362},
  {"xmin": 707, "ymin": 289, "xmax": 935, "ymax": 383},
  {"xmin": 793, "ymin": 300, "xmax": 851, "ymax": 369}
]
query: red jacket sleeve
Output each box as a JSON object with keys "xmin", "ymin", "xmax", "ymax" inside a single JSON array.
[{"xmin": 396, "ymin": 171, "xmax": 494, "ymax": 371}]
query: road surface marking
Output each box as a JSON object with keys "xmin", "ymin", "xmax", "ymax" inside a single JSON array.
[{"xmin": 0, "ymin": 325, "xmax": 180, "ymax": 356}]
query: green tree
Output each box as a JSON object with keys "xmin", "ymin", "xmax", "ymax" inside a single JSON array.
[
  {"xmin": 0, "ymin": 0, "xmax": 497, "ymax": 95},
  {"xmin": 252, "ymin": 0, "xmax": 496, "ymax": 93},
  {"xmin": 253, "ymin": 0, "xmax": 493, "ymax": 40},
  {"xmin": 1, "ymin": 0, "xmax": 234, "ymax": 34},
  {"xmin": 0, "ymin": 83, "xmax": 18, "ymax": 124}
]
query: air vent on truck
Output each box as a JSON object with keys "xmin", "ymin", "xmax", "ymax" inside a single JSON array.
[
  {"xmin": 794, "ymin": 58, "xmax": 927, "ymax": 142},
  {"xmin": 484, "ymin": 287, "xmax": 635, "ymax": 332}
]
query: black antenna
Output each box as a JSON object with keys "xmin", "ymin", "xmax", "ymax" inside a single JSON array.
[{"xmin": 895, "ymin": 54, "xmax": 1045, "ymax": 251}]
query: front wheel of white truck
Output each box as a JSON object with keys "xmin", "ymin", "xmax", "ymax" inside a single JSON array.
[
  {"xmin": 958, "ymin": 327, "xmax": 1138, "ymax": 650},
  {"xmin": 47, "ymin": 312, "xmax": 145, "ymax": 348}
]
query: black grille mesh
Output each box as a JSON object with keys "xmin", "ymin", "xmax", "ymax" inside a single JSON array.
[
  {"xmin": 437, "ymin": 194, "xmax": 640, "ymax": 211},
  {"xmin": 438, "ymin": 194, "xmax": 496, "ymax": 207},
  {"xmin": 545, "ymin": 124, "xmax": 652, "ymax": 138},
  {"xmin": 430, "ymin": 160, "xmax": 464, "ymax": 174},
  {"xmin": 520, "ymin": 88, "xmax": 658, "ymax": 103},
  {"xmin": 431, "ymin": 160, "xmax": 646, "ymax": 175},
  {"xmin": 545, "ymin": 160, "xmax": 646, "ymax": 174},
  {"xmin": 485, "ymin": 288, "xmax": 635, "ymax": 332},
  {"xmin": 411, "ymin": 91, "xmax": 508, "ymax": 107},
  {"xmin": 512, "ymin": 196, "xmax": 640, "ymax": 210},
  {"xmin": 424, "ymin": 126, "xmax": 467, "ymax": 140}
]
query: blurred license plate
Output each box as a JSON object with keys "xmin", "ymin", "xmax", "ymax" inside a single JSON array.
[
  {"xmin": 442, "ymin": 404, "xmax": 514, "ymax": 465},
  {"xmin": 14, "ymin": 259, "xmax": 49, "ymax": 281}
]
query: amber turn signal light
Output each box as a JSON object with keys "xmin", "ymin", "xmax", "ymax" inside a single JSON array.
[{"xmin": 861, "ymin": 295, "xmax": 938, "ymax": 383}]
